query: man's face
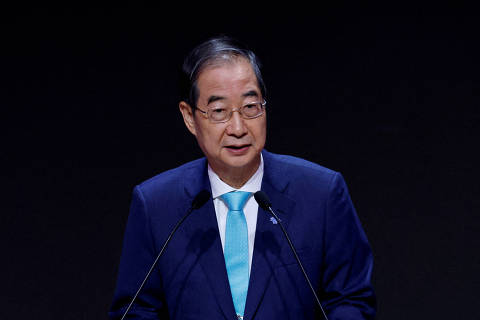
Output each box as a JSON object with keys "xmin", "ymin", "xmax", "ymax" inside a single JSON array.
[{"xmin": 180, "ymin": 57, "xmax": 266, "ymax": 179}]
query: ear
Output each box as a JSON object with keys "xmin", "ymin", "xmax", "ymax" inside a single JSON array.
[{"xmin": 179, "ymin": 101, "xmax": 197, "ymax": 136}]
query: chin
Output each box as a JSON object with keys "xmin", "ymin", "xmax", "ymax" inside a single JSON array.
[{"xmin": 222, "ymin": 153, "xmax": 260, "ymax": 170}]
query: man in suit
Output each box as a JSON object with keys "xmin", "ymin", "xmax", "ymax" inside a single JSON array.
[{"xmin": 109, "ymin": 36, "xmax": 376, "ymax": 319}]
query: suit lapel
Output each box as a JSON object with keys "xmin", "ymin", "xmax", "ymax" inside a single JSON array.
[
  {"xmin": 244, "ymin": 151, "xmax": 296, "ymax": 319},
  {"xmin": 179, "ymin": 151, "xmax": 296, "ymax": 319},
  {"xmin": 181, "ymin": 160, "xmax": 237, "ymax": 319}
]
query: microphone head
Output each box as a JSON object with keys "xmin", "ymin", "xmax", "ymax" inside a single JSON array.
[
  {"xmin": 191, "ymin": 190, "xmax": 211, "ymax": 209},
  {"xmin": 254, "ymin": 191, "xmax": 271, "ymax": 210}
]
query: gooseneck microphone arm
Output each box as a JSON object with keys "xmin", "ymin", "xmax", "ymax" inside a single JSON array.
[
  {"xmin": 120, "ymin": 190, "xmax": 211, "ymax": 320},
  {"xmin": 253, "ymin": 191, "xmax": 330, "ymax": 320}
]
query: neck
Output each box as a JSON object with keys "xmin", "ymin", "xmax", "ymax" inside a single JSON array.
[{"xmin": 211, "ymin": 157, "xmax": 261, "ymax": 189}]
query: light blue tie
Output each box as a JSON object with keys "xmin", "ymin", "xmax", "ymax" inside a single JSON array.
[{"xmin": 220, "ymin": 191, "xmax": 251, "ymax": 318}]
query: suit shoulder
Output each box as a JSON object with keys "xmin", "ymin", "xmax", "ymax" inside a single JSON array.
[
  {"xmin": 265, "ymin": 151, "xmax": 348, "ymax": 203},
  {"xmin": 269, "ymin": 152, "xmax": 338, "ymax": 178},
  {"xmin": 135, "ymin": 157, "xmax": 206, "ymax": 196}
]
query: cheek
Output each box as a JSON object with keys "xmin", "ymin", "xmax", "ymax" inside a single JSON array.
[
  {"xmin": 195, "ymin": 123, "xmax": 225, "ymax": 150},
  {"xmin": 253, "ymin": 120, "xmax": 267, "ymax": 146},
  {"xmin": 258, "ymin": 130, "xmax": 267, "ymax": 149}
]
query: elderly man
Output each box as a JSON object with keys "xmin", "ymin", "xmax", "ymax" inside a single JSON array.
[{"xmin": 109, "ymin": 36, "xmax": 376, "ymax": 320}]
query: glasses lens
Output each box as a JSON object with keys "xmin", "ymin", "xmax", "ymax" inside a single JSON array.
[
  {"xmin": 208, "ymin": 107, "xmax": 229, "ymax": 122},
  {"xmin": 206, "ymin": 102, "xmax": 264, "ymax": 122},
  {"xmin": 242, "ymin": 103, "xmax": 262, "ymax": 118}
]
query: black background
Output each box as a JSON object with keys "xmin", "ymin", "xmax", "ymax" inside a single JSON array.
[{"xmin": 2, "ymin": 5, "xmax": 479, "ymax": 319}]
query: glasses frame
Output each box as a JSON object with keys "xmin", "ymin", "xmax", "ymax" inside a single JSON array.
[{"xmin": 196, "ymin": 100, "xmax": 267, "ymax": 123}]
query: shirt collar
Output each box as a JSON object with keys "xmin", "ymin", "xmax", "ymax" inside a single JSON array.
[{"xmin": 208, "ymin": 153, "xmax": 264, "ymax": 199}]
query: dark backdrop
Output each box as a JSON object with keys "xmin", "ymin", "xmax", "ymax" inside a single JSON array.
[{"xmin": 2, "ymin": 5, "xmax": 479, "ymax": 320}]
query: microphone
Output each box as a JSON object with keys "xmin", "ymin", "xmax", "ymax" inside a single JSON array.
[
  {"xmin": 190, "ymin": 189, "xmax": 211, "ymax": 210},
  {"xmin": 254, "ymin": 191, "xmax": 330, "ymax": 320},
  {"xmin": 120, "ymin": 190, "xmax": 211, "ymax": 320}
]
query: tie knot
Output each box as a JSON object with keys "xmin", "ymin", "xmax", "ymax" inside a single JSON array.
[{"xmin": 220, "ymin": 191, "xmax": 251, "ymax": 211}]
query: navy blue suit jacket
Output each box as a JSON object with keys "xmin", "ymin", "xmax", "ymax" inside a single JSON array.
[{"xmin": 109, "ymin": 150, "xmax": 376, "ymax": 319}]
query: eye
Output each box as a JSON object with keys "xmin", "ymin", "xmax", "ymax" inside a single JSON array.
[
  {"xmin": 242, "ymin": 103, "xmax": 262, "ymax": 117},
  {"xmin": 208, "ymin": 106, "xmax": 229, "ymax": 121},
  {"xmin": 212, "ymin": 107, "xmax": 226, "ymax": 113}
]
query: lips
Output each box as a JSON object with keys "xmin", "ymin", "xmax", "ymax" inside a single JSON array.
[
  {"xmin": 224, "ymin": 144, "xmax": 252, "ymax": 154},
  {"xmin": 225, "ymin": 144, "xmax": 251, "ymax": 149}
]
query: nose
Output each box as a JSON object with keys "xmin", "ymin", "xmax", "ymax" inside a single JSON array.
[{"xmin": 225, "ymin": 110, "xmax": 247, "ymax": 137}]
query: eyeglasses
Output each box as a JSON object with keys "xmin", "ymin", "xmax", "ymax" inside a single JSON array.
[{"xmin": 196, "ymin": 100, "xmax": 266, "ymax": 123}]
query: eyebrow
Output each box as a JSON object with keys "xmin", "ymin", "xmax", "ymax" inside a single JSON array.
[
  {"xmin": 206, "ymin": 90, "xmax": 260, "ymax": 106},
  {"xmin": 242, "ymin": 90, "xmax": 259, "ymax": 98},
  {"xmin": 207, "ymin": 95, "xmax": 225, "ymax": 105}
]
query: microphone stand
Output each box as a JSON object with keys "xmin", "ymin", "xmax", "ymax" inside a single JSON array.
[
  {"xmin": 254, "ymin": 191, "xmax": 329, "ymax": 320},
  {"xmin": 120, "ymin": 190, "xmax": 210, "ymax": 320}
]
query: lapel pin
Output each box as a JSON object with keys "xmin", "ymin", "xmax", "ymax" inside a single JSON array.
[{"xmin": 269, "ymin": 217, "xmax": 278, "ymax": 224}]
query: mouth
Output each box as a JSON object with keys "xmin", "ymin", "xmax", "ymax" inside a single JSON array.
[
  {"xmin": 225, "ymin": 144, "xmax": 251, "ymax": 150},
  {"xmin": 224, "ymin": 144, "xmax": 252, "ymax": 154}
]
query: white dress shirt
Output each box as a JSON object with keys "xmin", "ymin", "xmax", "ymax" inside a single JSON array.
[{"xmin": 207, "ymin": 155, "xmax": 264, "ymax": 272}]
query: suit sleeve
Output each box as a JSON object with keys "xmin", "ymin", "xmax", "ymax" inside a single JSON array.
[
  {"xmin": 321, "ymin": 172, "xmax": 376, "ymax": 320},
  {"xmin": 109, "ymin": 186, "xmax": 169, "ymax": 319}
]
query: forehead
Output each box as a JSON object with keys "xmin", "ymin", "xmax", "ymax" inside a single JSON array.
[{"xmin": 196, "ymin": 58, "xmax": 260, "ymax": 101}]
